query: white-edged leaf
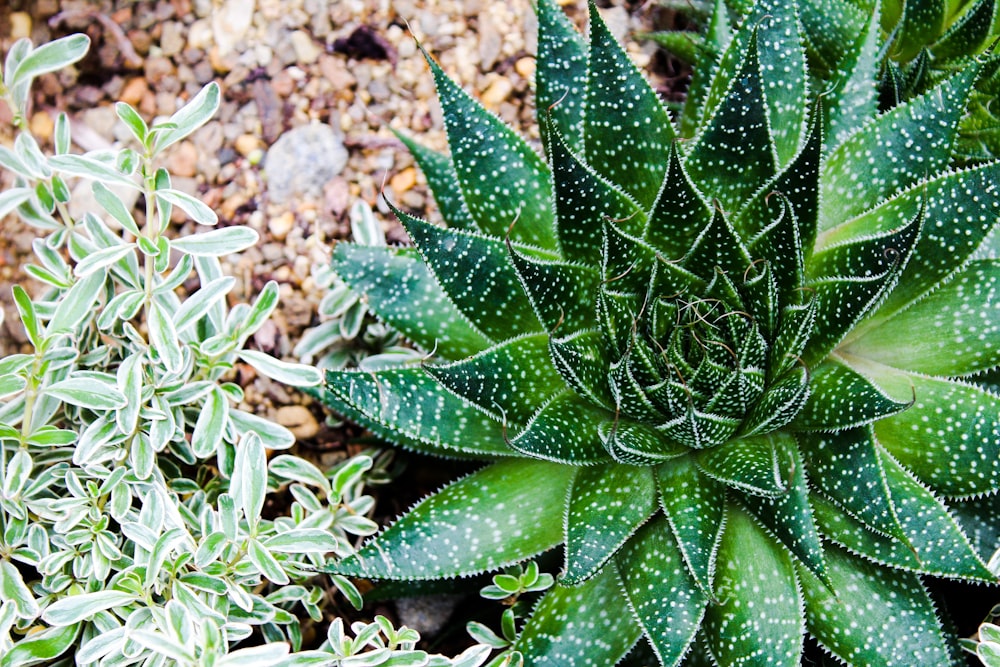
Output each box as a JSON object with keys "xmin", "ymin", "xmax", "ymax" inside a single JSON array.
[
  {"xmin": 11, "ymin": 34, "xmax": 90, "ymax": 85},
  {"xmin": 174, "ymin": 276, "xmax": 236, "ymax": 334},
  {"xmin": 129, "ymin": 630, "xmax": 195, "ymax": 662},
  {"xmin": 152, "ymin": 82, "xmax": 221, "ymax": 154},
  {"xmin": 191, "ymin": 386, "xmax": 228, "ymax": 458},
  {"xmin": 215, "ymin": 641, "xmax": 290, "ymax": 667},
  {"xmin": 0, "ymin": 559, "xmax": 39, "ymax": 618},
  {"xmin": 50, "ymin": 267, "xmax": 106, "ymax": 332},
  {"xmin": 239, "ymin": 432, "xmax": 267, "ymax": 529},
  {"xmin": 92, "ymin": 181, "xmax": 141, "ymax": 236},
  {"xmin": 3, "ymin": 449, "xmax": 32, "ymax": 498},
  {"xmin": 230, "ymin": 409, "xmax": 296, "ymax": 450},
  {"xmin": 155, "ymin": 188, "xmax": 218, "ymax": 225},
  {"xmin": 73, "ymin": 244, "xmax": 135, "ymax": 278},
  {"xmin": 238, "ymin": 349, "xmax": 322, "ymax": 387},
  {"xmin": 115, "ymin": 102, "xmax": 148, "ymax": 146},
  {"xmin": 170, "ymin": 226, "xmax": 259, "ymax": 256},
  {"xmin": 269, "ymin": 455, "xmax": 330, "ymax": 490},
  {"xmin": 115, "ymin": 353, "xmax": 144, "ymax": 435},
  {"xmin": 48, "ymin": 154, "xmax": 137, "ymax": 189},
  {"xmin": 247, "ymin": 538, "xmax": 289, "ymax": 584},
  {"xmin": 0, "ymin": 187, "xmax": 32, "ymax": 219},
  {"xmin": 263, "ymin": 529, "xmax": 342, "ymax": 553},
  {"xmin": 41, "ymin": 590, "xmax": 136, "ymax": 625},
  {"xmin": 46, "ymin": 377, "xmax": 126, "ymax": 410},
  {"xmin": 148, "ymin": 301, "xmax": 183, "ymax": 372},
  {"xmin": 237, "ymin": 280, "xmax": 279, "ymax": 340}
]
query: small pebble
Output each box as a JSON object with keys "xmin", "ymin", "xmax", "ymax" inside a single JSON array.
[
  {"xmin": 390, "ymin": 167, "xmax": 417, "ymax": 193},
  {"xmin": 235, "ymin": 133, "xmax": 263, "ymax": 157},
  {"xmin": 9, "ymin": 12, "xmax": 32, "ymax": 40},
  {"xmin": 290, "ymin": 30, "xmax": 322, "ymax": 65},
  {"xmin": 481, "ymin": 77, "xmax": 513, "ymax": 109},
  {"xmin": 268, "ymin": 211, "xmax": 296, "ymax": 240},
  {"xmin": 29, "ymin": 111, "xmax": 54, "ymax": 144},
  {"xmin": 119, "ymin": 77, "xmax": 149, "ymax": 107}
]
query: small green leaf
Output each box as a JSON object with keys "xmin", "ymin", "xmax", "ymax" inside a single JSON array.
[
  {"xmin": 12, "ymin": 285, "xmax": 41, "ymax": 348},
  {"xmin": 170, "ymin": 227, "xmax": 259, "ymax": 256},
  {"xmin": 238, "ymin": 349, "xmax": 322, "ymax": 387},
  {"xmin": 115, "ymin": 101, "xmax": 148, "ymax": 145},
  {"xmin": 11, "ymin": 34, "xmax": 89, "ymax": 85},
  {"xmin": 330, "ymin": 459, "xmax": 574, "ymax": 579},
  {"xmin": 48, "ymin": 154, "xmax": 137, "ymax": 189},
  {"xmin": 248, "ymin": 538, "xmax": 289, "ymax": 584},
  {"xmin": 149, "ymin": 300, "xmax": 183, "ymax": 372},
  {"xmin": 192, "ymin": 386, "xmax": 228, "ymax": 459},
  {"xmin": 264, "ymin": 529, "xmax": 342, "ymax": 553},
  {"xmin": 92, "ymin": 181, "xmax": 141, "ymax": 237},
  {"xmin": 239, "ymin": 432, "xmax": 268, "ymax": 531},
  {"xmin": 46, "ymin": 377, "xmax": 127, "ymax": 410},
  {"xmin": 155, "ymin": 188, "xmax": 218, "ymax": 225},
  {"xmin": 152, "ymin": 82, "xmax": 221, "ymax": 155},
  {"xmin": 0, "ymin": 622, "xmax": 79, "ymax": 667},
  {"xmin": 42, "ymin": 590, "xmax": 136, "ymax": 625}
]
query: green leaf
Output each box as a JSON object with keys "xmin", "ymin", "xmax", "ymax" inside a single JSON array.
[
  {"xmin": 655, "ymin": 455, "xmax": 726, "ymax": 597},
  {"xmin": 321, "ymin": 366, "xmax": 513, "ymax": 458},
  {"xmin": 819, "ymin": 66, "xmax": 978, "ymax": 229},
  {"xmin": 115, "ymin": 101, "xmax": 149, "ymax": 145},
  {"xmin": 562, "ymin": 464, "xmax": 657, "ymax": 584},
  {"xmin": 46, "ymin": 377, "xmax": 127, "ymax": 410},
  {"xmin": 48, "ymin": 154, "xmax": 137, "ymax": 189},
  {"xmin": 514, "ymin": 565, "xmax": 642, "ymax": 666},
  {"xmin": 583, "ymin": 4, "xmax": 675, "ymax": 209},
  {"xmin": 264, "ymin": 529, "xmax": 342, "ymax": 553},
  {"xmin": 174, "ymin": 276, "xmax": 235, "ymax": 333},
  {"xmin": 799, "ymin": 426, "xmax": 908, "ymax": 542},
  {"xmin": 170, "ymin": 226, "xmax": 259, "ymax": 256},
  {"xmin": 92, "ymin": 181, "xmax": 141, "ymax": 237},
  {"xmin": 703, "ymin": 505, "xmax": 803, "ymax": 667},
  {"xmin": 399, "ymin": 210, "xmax": 543, "ymax": 339},
  {"xmin": 932, "ymin": 0, "xmax": 996, "ymax": 59},
  {"xmin": 799, "ymin": 544, "xmax": 952, "ymax": 666},
  {"xmin": 645, "ymin": 146, "xmax": 714, "ymax": 262},
  {"xmin": 11, "ymin": 286, "xmax": 41, "ymax": 348},
  {"xmin": 73, "ymin": 244, "xmax": 135, "ymax": 278},
  {"xmin": 155, "ymin": 188, "xmax": 218, "ymax": 225},
  {"xmin": 238, "ymin": 350, "xmax": 322, "ymax": 387},
  {"xmin": 875, "ymin": 374, "xmax": 1000, "ymax": 498},
  {"xmin": 192, "ymin": 386, "xmax": 228, "ymax": 458},
  {"xmin": 11, "ymin": 34, "xmax": 89, "ymax": 85},
  {"xmin": 239, "ymin": 432, "xmax": 267, "ymax": 530},
  {"xmin": 507, "ymin": 245, "xmax": 601, "ymax": 334},
  {"xmin": 793, "ymin": 358, "xmax": 911, "ymax": 430},
  {"xmin": 332, "ymin": 243, "xmax": 492, "ymax": 358},
  {"xmin": 427, "ymin": 51, "xmax": 556, "ymax": 251},
  {"xmin": 393, "ymin": 131, "xmax": 477, "ymax": 231},
  {"xmin": 695, "ymin": 433, "xmax": 795, "ymax": 497},
  {"xmin": 615, "ymin": 515, "xmax": 706, "ymax": 666},
  {"xmin": 535, "ymin": 0, "xmax": 588, "ymax": 154},
  {"xmin": 0, "ymin": 559, "xmax": 38, "ymax": 618},
  {"xmin": 230, "ymin": 408, "xmax": 296, "ymax": 450},
  {"xmin": 846, "ymin": 260, "xmax": 1000, "ymax": 377},
  {"xmin": 248, "ymin": 538, "xmax": 289, "ymax": 584},
  {"xmin": 687, "ymin": 31, "xmax": 776, "ymax": 212},
  {"xmin": 0, "ymin": 622, "xmax": 79, "ymax": 667},
  {"xmin": 149, "ymin": 300, "xmax": 183, "ymax": 373},
  {"xmin": 49, "ymin": 267, "xmax": 106, "ymax": 333},
  {"xmin": 426, "ymin": 333, "xmax": 566, "ymax": 425},
  {"xmin": 507, "ymin": 390, "xmax": 614, "ymax": 464},
  {"xmin": 42, "ymin": 591, "xmax": 136, "ymax": 625},
  {"xmin": 152, "ymin": 82, "xmax": 221, "ymax": 155},
  {"xmin": 330, "ymin": 459, "xmax": 574, "ymax": 579}
]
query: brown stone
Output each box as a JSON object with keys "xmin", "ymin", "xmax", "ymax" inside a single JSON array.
[
  {"xmin": 166, "ymin": 141, "xmax": 199, "ymax": 178},
  {"xmin": 119, "ymin": 77, "xmax": 149, "ymax": 107},
  {"xmin": 390, "ymin": 167, "xmax": 417, "ymax": 193}
]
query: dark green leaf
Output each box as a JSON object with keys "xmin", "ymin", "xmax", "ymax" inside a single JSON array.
[
  {"xmin": 792, "ymin": 358, "xmax": 910, "ymax": 431},
  {"xmin": 393, "ymin": 131, "xmax": 476, "ymax": 231},
  {"xmin": 695, "ymin": 433, "xmax": 795, "ymax": 497},
  {"xmin": 536, "ymin": 0, "xmax": 588, "ymax": 154}
]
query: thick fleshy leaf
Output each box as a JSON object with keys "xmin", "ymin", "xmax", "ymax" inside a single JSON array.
[
  {"xmin": 393, "ymin": 131, "xmax": 477, "ymax": 231},
  {"xmin": 846, "ymin": 260, "xmax": 1000, "ymax": 377},
  {"xmin": 330, "ymin": 459, "xmax": 573, "ymax": 579},
  {"xmin": 798, "ymin": 426, "xmax": 908, "ymax": 541},
  {"xmin": 550, "ymin": 132, "xmax": 644, "ymax": 265},
  {"xmin": 792, "ymin": 358, "xmax": 911, "ymax": 430},
  {"xmin": 400, "ymin": 211, "xmax": 544, "ymax": 340},
  {"xmin": 739, "ymin": 365, "xmax": 810, "ymax": 437},
  {"xmin": 515, "ymin": 565, "xmax": 642, "ymax": 666},
  {"xmin": 819, "ymin": 66, "xmax": 979, "ymax": 229},
  {"xmin": 331, "ymin": 243, "xmax": 491, "ymax": 359},
  {"xmin": 549, "ymin": 329, "xmax": 614, "ymax": 409},
  {"xmin": 426, "ymin": 333, "xmax": 566, "ymax": 424},
  {"xmin": 823, "ymin": 162, "xmax": 1000, "ymax": 320},
  {"xmin": 603, "ymin": 419, "xmax": 689, "ymax": 465},
  {"xmin": 535, "ymin": 0, "xmax": 588, "ymax": 154},
  {"xmin": 644, "ymin": 146, "xmax": 714, "ymax": 261},
  {"xmin": 741, "ymin": 445, "xmax": 829, "ymax": 587},
  {"xmin": 687, "ymin": 32, "xmax": 776, "ymax": 212},
  {"xmin": 682, "ymin": 209, "xmax": 753, "ymax": 280},
  {"xmin": 799, "ymin": 544, "xmax": 952, "ymax": 666},
  {"xmin": 321, "ymin": 367, "xmax": 512, "ymax": 459},
  {"xmin": 615, "ymin": 516, "xmax": 707, "ymax": 666},
  {"xmin": 804, "ymin": 208, "xmax": 921, "ymax": 363},
  {"xmin": 703, "ymin": 505, "xmax": 803, "ymax": 667},
  {"xmin": 428, "ymin": 52, "xmax": 556, "ymax": 251},
  {"xmin": 509, "ymin": 390, "xmax": 613, "ymax": 464},
  {"xmin": 819, "ymin": 2, "xmax": 881, "ymax": 149},
  {"xmin": 932, "ymin": 0, "xmax": 996, "ymax": 60},
  {"xmin": 562, "ymin": 464, "xmax": 657, "ymax": 584},
  {"xmin": 508, "ymin": 245, "xmax": 601, "ymax": 333},
  {"xmin": 875, "ymin": 374, "xmax": 1000, "ymax": 498},
  {"xmin": 695, "ymin": 433, "xmax": 795, "ymax": 497},
  {"xmin": 655, "ymin": 456, "xmax": 726, "ymax": 596},
  {"xmin": 584, "ymin": 3, "xmax": 675, "ymax": 209}
]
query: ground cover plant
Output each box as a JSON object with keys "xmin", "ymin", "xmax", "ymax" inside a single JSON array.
[
  {"xmin": 0, "ymin": 34, "xmax": 493, "ymax": 667},
  {"xmin": 321, "ymin": 0, "xmax": 1000, "ymax": 664}
]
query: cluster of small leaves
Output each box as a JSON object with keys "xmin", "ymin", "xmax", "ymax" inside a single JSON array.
[
  {"xmin": 319, "ymin": 0, "xmax": 1000, "ymax": 665},
  {"xmin": 964, "ymin": 604, "xmax": 1000, "ymax": 666},
  {"xmin": 0, "ymin": 35, "xmax": 468, "ymax": 666},
  {"xmin": 295, "ymin": 200, "xmax": 420, "ymax": 372}
]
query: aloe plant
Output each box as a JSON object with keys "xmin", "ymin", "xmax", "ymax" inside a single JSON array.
[{"xmin": 320, "ymin": 0, "xmax": 1000, "ymax": 664}]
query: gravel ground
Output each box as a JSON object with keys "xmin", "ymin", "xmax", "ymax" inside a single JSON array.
[{"xmin": 0, "ymin": 0, "xmax": 675, "ymax": 458}]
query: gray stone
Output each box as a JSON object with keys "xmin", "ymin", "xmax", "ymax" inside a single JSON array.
[
  {"xmin": 263, "ymin": 123, "xmax": 349, "ymax": 205},
  {"xmin": 394, "ymin": 594, "xmax": 464, "ymax": 639}
]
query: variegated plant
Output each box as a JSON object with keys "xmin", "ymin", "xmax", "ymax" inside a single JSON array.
[{"xmin": 320, "ymin": 0, "xmax": 1000, "ymax": 664}]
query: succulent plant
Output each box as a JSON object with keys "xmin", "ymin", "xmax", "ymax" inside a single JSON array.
[{"xmin": 320, "ymin": 0, "xmax": 1000, "ymax": 664}]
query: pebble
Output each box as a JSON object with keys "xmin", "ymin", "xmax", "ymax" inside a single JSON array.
[
  {"xmin": 290, "ymin": 30, "xmax": 322, "ymax": 65},
  {"xmin": 275, "ymin": 405, "xmax": 320, "ymax": 440},
  {"xmin": 263, "ymin": 123, "xmax": 348, "ymax": 204},
  {"xmin": 144, "ymin": 56, "xmax": 176, "ymax": 86},
  {"xmin": 212, "ymin": 0, "xmax": 256, "ymax": 56},
  {"xmin": 481, "ymin": 76, "xmax": 513, "ymax": 109},
  {"xmin": 160, "ymin": 22, "xmax": 186, "ymax": 57},
  {"xmin": 29, "ymin": 111, "xmax": 54, "ymax": 144},
  {"xmin": 9, "ymin": 12, "xmax": 32, "ymax": 40},
  {"xmin": 268, "ymin": 211, "xmax": 296, "ymax": 240},
  {"xmin": 389, "ymin": 167, "xmax": 417, "ymax": 193},
  {"xmin": 119, "ymin": 77, "xmax": 149, "ymax": 107},
  {"xmin": 234, "ymin": 133, "xmax": 263, "ymax": 157}
]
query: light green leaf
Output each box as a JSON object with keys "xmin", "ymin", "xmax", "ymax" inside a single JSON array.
[
  {"xmin": 174, "ymin": 276, "xmax": 236, "ymax": 333},
  {"xmin": 238, "ymin": 349, "xmax": 322, "ymax": 387},
  {"xmin": 149, "ymin": 300, "xmax": 183, "ymax": 372},
  {"xmin": 330, "ymin": 459, "xmax": 574, "ymax": 579},
  {"xmin": 11, "ymin": 34, "xmax": 89, "ymax": 85},
  {"xmin": 264, "ymin": 529, "xmax": 342, "ymax": 553},
  {"xmin": 248, "ymin": 538, "xmax": 289, "ymax": 584},
  {"xmin": 170, "ymin": 226, "xmax": 259, "ymax": 256},
  {"xmin": 155, "ymin": 188, "xmax": 218, "ymax": 225},
  {"xmin": 48, "ymin": 154, "xmax": 137, "ymax": 189},
  {"xmin": 73, "ymin": 244, "xmax": 135, "ymax": 278},
  {"xmin": 703, "ymin": 505, "xmax": 803, "ymax": 667},
  {"xmin": 0, "ymin": 622, "xmax": 79, "ymax": 667},
  {"xmin": 240, "ymin": 432, "xmax": 267, "ymax": 530},
  {"xmin": 92, "ymin": 181, "xmax": 141, "ymax": 236},
  {"xmin": 46, "ymin": 377, "xmax": 126, "ymax": 410},
  {"xmin": 41, "ymin": 590, "xmax": 136, "ymax": 625},
  {"xmin": 152, "ymin": 82, "xmax": 221, "ymax": 154},
  {"xmin": 192, "ymin": 386, "xmax": 228, "ymax": 459}
]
